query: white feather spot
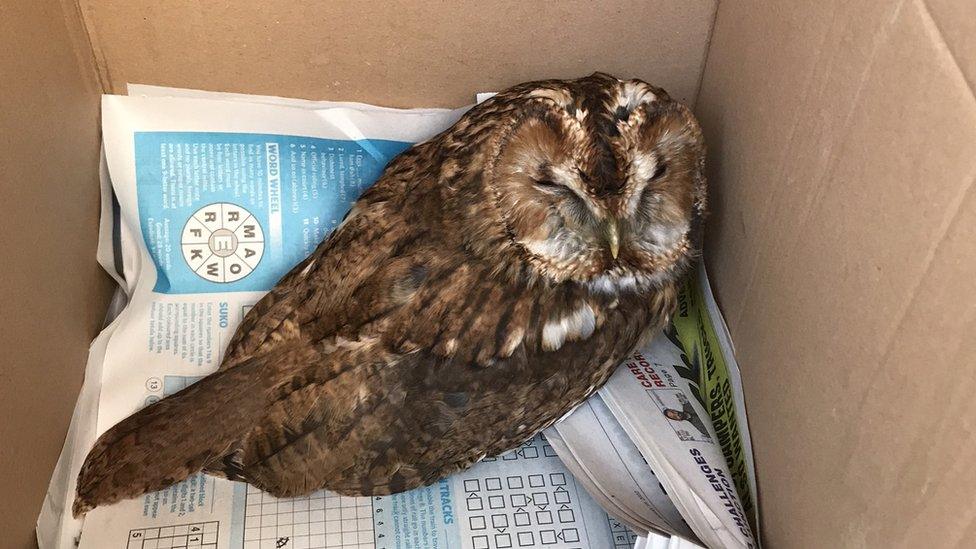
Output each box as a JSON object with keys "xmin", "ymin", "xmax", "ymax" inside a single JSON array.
[
  {"xmin": 541, "ymin": 321, "xmax": 566, "ymax": 352},
  {"xmin": 541, "ymin": 303, "xmax": 596, "ymax": 351},
  {"xmin": 299, "ymin": 259, "xmax": 316, "ymax": 278},
  {"xmin": 443, "ymin": 338, "xmax": 458, "ymax": 355}
]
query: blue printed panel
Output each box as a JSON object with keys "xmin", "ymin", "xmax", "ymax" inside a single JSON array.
[{"xmin": 133, "ymin": 132, "xmax": 411, "ymax": 294}]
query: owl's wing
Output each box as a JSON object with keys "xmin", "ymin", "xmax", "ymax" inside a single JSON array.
[
  {"xmin": 220, "ymin": 271, "xmax": 660, "ymax": 498},
  {"xmin": 213, "ymin": 242, "xmax": 663, "ymax": 497},
  {"xmin": 210, "ymin": 160, "xmax": 671, "ymax": 496},
  {"xmin": 219, "ymin": 146, "xmax": 454, "ymax": 369},
  {"xmin": 215, "ymin": 276, "xmax": 660, "ymax": 496}
]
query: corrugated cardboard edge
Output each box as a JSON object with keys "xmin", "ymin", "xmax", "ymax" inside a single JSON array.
[{"xmin": 59, "ymin": 0, "xmax": 108, "ymax": 93}]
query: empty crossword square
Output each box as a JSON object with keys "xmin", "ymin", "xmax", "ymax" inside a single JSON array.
[
  {"xmin": 495, "ymin": 533, "xmax": 513, "ymax": 548},
  {"xmin": 562, "ymin": 528, "xmax": 581, "ymax": 543},
  {"xmin": 466, "ymin": 496, "xmax": 484, "ymax": 511},
  {"xmin": 520, "ymin": 446, "xmax": 539, "ymax": 458},
  {"xmin": 491, "ymin": 514, "xmax": 509, "ymax": 529},
  {"xmin": 488, "ymin": 495, "xmax": 505, "ymax": 509},
  {"xmin": 540, "ymin": 530, "xmax": 558, "ymax": 544},
  {"xmin": 558, "ymin": 509, "xmax": 575, "ymax": 523},
  {"xmin": 485, "ymin": 477, "xmax": 503, "ymax": 491},
  {"xmin": 464, "ymin": 479, "xmax": 481, "ymax": 492},
  {"xmin": 532, "ymin": 492, "xmax": 549, "ymax": 506},
  {"xmin": 514, "ymin": 512, "xmax": 531, "ymax": 527},
  {"xmin": 510, "ymin": 494, "xmax": 530, "ymax": 507},
  {"xmin": 536, "ymin": 510, "xmax": 553, "ymax": 524},
  {"xmin": 528, "ymin": 474, "xmax": 545, "ymax": 488},
  {"xmin": 517, "ymin": 532, "xmax": 535, "ymax": 546},
  {"xmin": 469, "ymin": 516, "xmax": 487, "ymax": 530},
  {"xmin": 507, "ymin": 476, "xmax": 524, "ymax": 489},
  {"xmin": 549, "ymin": 473, "xmax": 566, "ymax": 486},
  {"xmin": 472, "ymin": 535, "xmax": 490, "ymax": 549},
  {"xmin": 553, "ymin": 489, "xmax": 572, "ymax": 504}
]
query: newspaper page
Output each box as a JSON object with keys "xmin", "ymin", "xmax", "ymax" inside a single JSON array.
[
  {"xmin": 545, "ymin": 398, "xmax": 697, "ymax": 541},
  {"xmin": 38, "ymin": 91, "xmax": 640, "ymax": 549},
  {"xmin": 598, "ymin": 323, "xmax": 756, "ymax": 549}
]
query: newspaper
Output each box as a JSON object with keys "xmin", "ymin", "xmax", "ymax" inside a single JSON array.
[{"xmin": 38, "ymin": 86, "xmax": 758, "ymax": 549}]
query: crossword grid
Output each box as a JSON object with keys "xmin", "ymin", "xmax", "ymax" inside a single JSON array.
[
  {"xmin": 127, "ymin": 521, "xmax": 218, "ymax": 549},
  {"xmin": 461, "ymin": 471, "xmax": 585, "ymax": 548},
  {"xmin": 243, "ymin": 486, "xmax": 374, "ymax": 549},
  {"xmin": 458, "ymin": 436, "xmax": 596, "ymax": 549}
]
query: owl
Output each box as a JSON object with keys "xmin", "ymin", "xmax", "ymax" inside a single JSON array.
[{"xmin": 74, "ymin": 72, "xmax": 706, "ymax": 515}]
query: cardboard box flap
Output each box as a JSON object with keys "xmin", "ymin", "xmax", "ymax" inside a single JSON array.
[
  {"xmin": 696, "ymin": 0, "xmax": 976, "ymax": 546},
  {"xmin": 75, "ymin": 0, "xmax": 718, "ymax": 106}
]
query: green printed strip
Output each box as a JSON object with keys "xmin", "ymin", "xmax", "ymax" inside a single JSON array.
[{"xmin": 667, "ymin": 268, "xmax": 758, "ymax": 537}]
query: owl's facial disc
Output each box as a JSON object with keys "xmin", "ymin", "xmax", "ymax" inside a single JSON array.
[{"xmin": 484, "ymin": 76, "xmax": 705, "ymax": 291}]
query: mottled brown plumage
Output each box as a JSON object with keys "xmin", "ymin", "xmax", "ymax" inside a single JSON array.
[{"xmin": 74, "ymin": 72, "xmax": 706, "ymax": 516}]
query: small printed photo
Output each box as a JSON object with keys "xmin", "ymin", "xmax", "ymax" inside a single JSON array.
[{"xmin": 648, "ymin": 389, "xmax": 712, "ymax": 443}]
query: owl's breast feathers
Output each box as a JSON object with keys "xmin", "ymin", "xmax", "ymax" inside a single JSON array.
[{"xmin": 206, "ymin": 165, "xmax": 678, "ymax": 497}]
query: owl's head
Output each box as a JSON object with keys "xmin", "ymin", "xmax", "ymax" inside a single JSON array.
[{"xmin": 452, "ymin": 73, "xmax": 705, "ymax": 293}]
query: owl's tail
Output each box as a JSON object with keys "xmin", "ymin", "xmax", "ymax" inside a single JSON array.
[{"xmin": 72, "ymin": 355, "xmax": 270, "ymax": 517}]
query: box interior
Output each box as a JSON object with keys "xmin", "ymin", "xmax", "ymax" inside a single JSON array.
[{"xmin": 2, "ymin": 1, "xmax": 973, "ymax": 547}]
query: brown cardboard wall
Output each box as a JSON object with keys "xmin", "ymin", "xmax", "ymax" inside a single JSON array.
[
  {"xmin": 696, "ymin": 1, "xmax": 976, "ymax": 546},
  {"xmin": 75, "ymin": 0, "xmax": 718, "ymax": 106},
  {"xmin": 0, "ymin": 2, "xmax": 112, "ymax": 547}
]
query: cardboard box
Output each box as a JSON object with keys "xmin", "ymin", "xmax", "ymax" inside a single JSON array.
[{"xmin": 1, "ymin": 1, "xmax": 972, "ymax": 547}]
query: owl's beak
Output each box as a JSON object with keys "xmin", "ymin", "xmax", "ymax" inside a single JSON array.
[{"xmin": 604, "ymin": 219, "xmax": 620, "ymax": 259}]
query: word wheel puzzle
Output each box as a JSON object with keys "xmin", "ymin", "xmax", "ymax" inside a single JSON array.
[
  {"xmin": 126, "ymin": 521, "xmax": 218, "ymax": 549},
  {"xmin": 181, "ymin": 202, "xmax": 265, "ymax": 283}
]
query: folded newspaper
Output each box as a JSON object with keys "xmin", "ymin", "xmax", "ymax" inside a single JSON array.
[{"xmin": 38, "ymin": 85, "xmax": 758, "ymax": 549}]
